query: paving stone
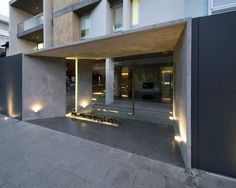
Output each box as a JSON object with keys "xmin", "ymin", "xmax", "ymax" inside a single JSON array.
[
  {"xmin": 18, "ymin": 165, "xmax": 95, "ymax": 188},
  {"xmin": 25, "ymin": 136, "xmax": 78, "ymax": 165},
  {"xmin": 0, "ymin": 183, "xmax": 16, "ymax": 188},
  {"xmin": 132, "ymin": 169, "xmax": 166, "ymax": 188},
  {"xmin": 99, "ymin": 163, "xmax": 136, "ymax": 188},
  {"xmin": 166, "ymin": 178, "xmax": 198, "ymax": 188},
  {"xmin": 0, "ymin": 176, "xmax": 8, "ymax": 187},
  {"xmin": 60, "ymin": 145, "xmax": 118, "ymax": 184},
  {"xmin": 0, "ymin": 150, "xmax": 53, "ymax": 187},
  {"xmin": 194, "ymin": 171, "xmax": 236, "ymax": 188}
]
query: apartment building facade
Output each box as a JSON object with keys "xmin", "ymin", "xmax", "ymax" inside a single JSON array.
[
  {"xmin": 0, "ymin": 14, "xmax": 9, "ymax": 56},
  {"xmin": 1, "ymin": 0, "xmax": 236, "ymax": 182}
]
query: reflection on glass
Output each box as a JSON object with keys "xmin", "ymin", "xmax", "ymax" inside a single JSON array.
[
  {"xmin": 80, "ymin": 14, "xmax": 91, "ymax": 39},
  {"xmin": 112, "ymin": 2, "xmax": 123, "ymax": 32},
  {"xmin": 92, "ymin": 61, "xmax": 105, "ymax": 104}
]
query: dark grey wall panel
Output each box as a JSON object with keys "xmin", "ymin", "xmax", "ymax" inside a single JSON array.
[
  {"xmin": 192, "ymin": 11, "xmax": 236, "ymax": 178},
  {"xmin": 0, "ymin": 54, "xmax": 22, "ymax": 120}
]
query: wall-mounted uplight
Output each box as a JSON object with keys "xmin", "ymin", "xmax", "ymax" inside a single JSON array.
[
  {"xmin": 80, "ymin": 101, "xmax": 89, "ymax": 109},
  {"xmin": 174, "ymin": 135, "xmax": 183, "ymax": 143},
  {"xmin": 32, "ymin": 104, "xmax": 42, "ymax": 113},
  {"xmin": 169, "ymin": 116, "xmax": 177, "ymax": 121},
  {"xmin": 4, "ymin": 117, "xmax": 8, "ymax": 120}
]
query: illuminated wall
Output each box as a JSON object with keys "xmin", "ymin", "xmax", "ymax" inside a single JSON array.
[
  {"xmin": 0, "ymin": 54, "xmax": 22, "ymax": 120},
  {"xmin": 173, "ymin": 19, "xmax": 192, "ymax": 168},
  {"xmin": 22, "ymin": 55, "xmax": 66, "ymax": 120}
]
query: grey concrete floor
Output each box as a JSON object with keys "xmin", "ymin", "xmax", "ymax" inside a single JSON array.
[
  {"xmin": 29, "ymin": 117, "xmax": 184, "ymax": 167},
  {"xmin": 1, "ymin": 114, "xmax": 236, "ymax": 188},
  {"xmin": 0, "ymin": 114, "xmax": 196, "ymax": 188}
]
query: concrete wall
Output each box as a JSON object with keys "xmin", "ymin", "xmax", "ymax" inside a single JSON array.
[
  {"xmin": 53, "ymin": 0, "xmax": 81, "ymax": 12},
  {"xmin": 138, "ymin": 0, "xmax": 185, "ymax": 27},
  {"xmin": 9, "ymin": 7, "xmax": 37, "ymax": 55},
  {"xmin": 185, "ymin": 0, "xmax": 208, "ymax": 18},
  {"xmin": 22, "ymin": 55, "xmax": 66, "ymax": 120},
  {"xmin": 90, "ymin": 0, "xmax": 112, "ymax": 37},
  {"xmin": 53, "ymin": 12, "xmax": 80, "ymax": 46},
  {"xmin": 173, "ymin": 19, "xmax": 192, "ymax": 168},
  {"xmin": 44, "ymin": 0, "xmax": 53, "ymax": 48}
]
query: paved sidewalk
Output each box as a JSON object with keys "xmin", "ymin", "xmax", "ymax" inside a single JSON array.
[{"xmin": 0, "ymin": 115, "xmax": 235, "ymax": 188}]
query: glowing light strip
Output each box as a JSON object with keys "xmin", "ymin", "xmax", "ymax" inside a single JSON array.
[
  {"xmin": 75, "ymin": 58, "xmax": 78, "ymax": 112},
  {"xmin": 66, "ymin": 113, "xmax": 118, "ymax": 127}
]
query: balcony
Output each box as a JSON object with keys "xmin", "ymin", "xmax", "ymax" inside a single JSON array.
[
  {"xmin": 209, "ymin": 0, "xmax": 236, "ymax": 14},
  {"xmin": 17, "ymin": 13, "xmax": 43, "ymax": 43},
  {"xmin": 10, "ymin": 0, "xmax": 43, "ymax": 15}
]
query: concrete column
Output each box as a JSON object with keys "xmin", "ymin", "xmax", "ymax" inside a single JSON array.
[
  {"xmin": 76, "ymin": 60, "xmax": 92, "ymax": 113},
  {"xmin": 105, "ymin": 58, "xmax": 114, "ymax": 105},
  {"xmin": 43, "ymin": 0, "xmax": 53, "ymax": 48},
  {"xmin": 123, "ymin": 0, "xmax": 131, "ymax": 31}
]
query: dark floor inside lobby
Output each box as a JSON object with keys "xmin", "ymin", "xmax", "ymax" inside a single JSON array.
[{"xmin": 29, "ymin": 117, "xmax": 184, "ymax": 167}]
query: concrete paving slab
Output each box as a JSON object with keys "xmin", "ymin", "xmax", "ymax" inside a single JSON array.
[
  {"xmin": 98, "ymin": 163, "xmax": 136, "ymax": 188},
  {"xmin": 132, "ymin": 169, "xmax": 166, "ymax": 188},
  {"xmin": 18, "ymin": 165, "xmax": 96, "ymax": 188}
]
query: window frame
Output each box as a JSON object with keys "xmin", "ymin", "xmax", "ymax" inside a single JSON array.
[{"xmin": 80, "ymin": 14, "xmax": 91, "ymax": 39}]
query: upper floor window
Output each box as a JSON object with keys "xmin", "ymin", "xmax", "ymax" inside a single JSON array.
[
  {"xmin": 80, "ymin": 14, "xmax": 91, "ymax": 39},
  {"xmin": 112, "ymin": 2, "xmax": 123, "ymax": 32},
  {"xmin": 132, "ymin": 0, "xmax": 139, "ymax": 26}
]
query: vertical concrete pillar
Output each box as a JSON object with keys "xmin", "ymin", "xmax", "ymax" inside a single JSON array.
[
  {"xmin": 105, "ymin": 58, "xmax": 114, "ymax": 105},
  {"xmin": 76, "ymin": 60, "xmax": 92, "ymax": 113},
  {"xmin": 123, "ymin": 0, "xmax": 131, "ymax": 31},
  {"xmin": 43, "ymin": 0, "xmax": 53, "ymax": 48}
]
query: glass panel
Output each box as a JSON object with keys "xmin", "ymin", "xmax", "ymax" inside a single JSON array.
[
  {"xmin": 113, "ymin": 3, "xmax": 123, "ymax": 32},
  {"xmin": 90, "ymin": 60, "xmax": 133, "ymax": 119},
  {"xmin": 132, "ymin": 0, "xmax": 139, "ymax": 26},
  {"xmin": 80, "ymin": 15, "xmax": 91, "ymax": 38},
  {"xmin": 132, "ymin": 57, "xmax": 173, "ymax": 124},
  {"xmin": 213, "ymin": 0, "xmax": 236, "ymax": 7},
  {"xmin": 66, "ymin": 59, "xmax": 76, "ymax": 113},
  {"xmin": 92, "ymin": 61, "xmax": 106, "ymax": 104},
  {"xmin": 17, "ymin": 13, "xmax": 43, "ymax": 33}
]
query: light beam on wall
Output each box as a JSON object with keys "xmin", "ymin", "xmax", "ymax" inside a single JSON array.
[{"xmin": 32, "ymin": 104, "xmax": 43, "ymax": 113}]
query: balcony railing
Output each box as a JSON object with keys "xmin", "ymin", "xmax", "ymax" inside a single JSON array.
[
  {"xmin": 17, "ymin": 13, "xmax": 43, "ymax": 34},
  {"xmin": 209, "ymin": 0, "xmax": 236, "ymax": 14}
]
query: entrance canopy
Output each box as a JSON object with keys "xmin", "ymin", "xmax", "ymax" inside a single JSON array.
[{"xmin": 26, "ymin": 19, "xmax": 186, "ymax": 59}]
